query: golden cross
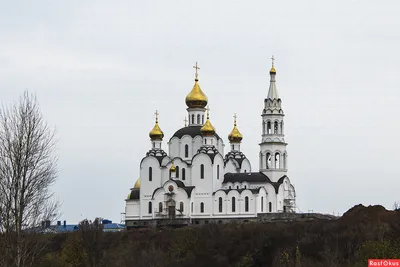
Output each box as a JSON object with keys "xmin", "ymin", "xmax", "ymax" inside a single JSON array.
[
  {"xmin": 206, "ymin": 105, "xmax": 210, "ymax": 118},
  {"xmin": 155, "ymin": 110, "xmax": 159, "ymax": 123},
  {"xmin": 271, "ymin": 55, "xmax": 275, "ymax": 67},
  {"xmin": 193, "ymin": 62, "xmax": 200, "ymax": 80},
  {"xmin": 233, "ymin": 113, "xmax": 237, "ymax": 126},
  {"xmin": 184, "ymin": 117, "xmax": 188, "ymax": 127}
]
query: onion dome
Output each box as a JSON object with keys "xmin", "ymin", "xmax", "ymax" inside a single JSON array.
[
  {"xmin": 134, "ymin": 178, "xmax": 140, "ymax": 189},
  {"xmin": 270, "ymin": 55, "xmax": 276, "ymax": 74},
  {"xmin": 170, "ymin": 161, "xmax": 176, "ymax": 172},
  {"xmin": 228, "ymin": 113, "xmax": 243, "ymax": 143},
  {"xmin": 185, "ymin": 62, "xmax": 208, "ymax": 108},
  {"xmin": 200, "ymin": 108, "xmax": 215, "ymax": 136},
  {"xmin": 149, "ymin": 111, "xmax": 164, "ymax": 140}
]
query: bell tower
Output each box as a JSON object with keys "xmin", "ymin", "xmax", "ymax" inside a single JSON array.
[{"xmin": 259, "ymin": 56, "xmax": 288, "ymax": 182}]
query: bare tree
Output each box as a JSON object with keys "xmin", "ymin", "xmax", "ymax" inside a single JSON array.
[
  {"xmin": 79, "ymin": 218, "xmax": 104, "ymax": 267},
  {"xmin": 0, "ymin": 91, "xmax": 59, "ymax": 267}
]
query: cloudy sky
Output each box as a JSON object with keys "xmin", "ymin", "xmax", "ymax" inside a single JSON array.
[{"xmin": 1, "ymin": 0, "xmax": 399, "ymax": 223}]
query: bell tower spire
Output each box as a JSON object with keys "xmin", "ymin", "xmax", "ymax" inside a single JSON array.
[{"xmin": 259, "ymin": 56, "xmax": 288, "ymax": 182}]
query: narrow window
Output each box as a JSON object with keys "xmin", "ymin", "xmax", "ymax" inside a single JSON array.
[
  {"xmin": 229, "ymin": 186, "xmax": 231, "ymax": 189},
  {"xmin": 267, "ymin": 121, "xmax": 271, "ymax": 134},
  {"xmin": 176, "ymin": 166, "xmax": 180, "ymax": 178},
  {"xmin": 275, "ymin": 153, "xmax": 280, "ymax": 169},
  {"xmin": 200, "ymin": 202, "xmax": 204, "ymax": 213},
  {"xmin": 237, "ymin": 186, "xmax": 239, "ymax": 189},
  {"xmin": 148, "ymin": 202, "xmax": 152, "ymax": 214},
  {"xmin": 191, "ymin": 114, "xmax": 195, "ymax": 124},
  {"xmin": 262, "ymin": 121, "xmax": 266, "ymax": 134},
  {"xmin": 159, "ymin": 202, "xmax": 163, "ymax": 213},
  {"xmin": 217, "ymin": 165, "xmax": 220, "ymax": 179},
  {"xmin": 274, "ymin": 121, "xmax": 278, "ymax": 134},
  {"xmin": 180, "ymin": 202, "xmax": 184, "ymax": 212},
  {"xmin": 185, "ymin": 144, "xmax": 189, "ymax": 158},
  {"xmin": 245, "ymin": 196, "xmax": 249, "ymax": 212},
  {"xmin": 219, "ymin": 197, "xmax": 223, "ymax": 212},
  {"xmin": 152, "ymin": 142, "xmax": 155, "ymax": 148},
  {"xmin": 231, "ymin": 145, "xmax": 234, "ymax": 150},
  {"xmin": 202, "ymin": 115, "xmax": 204, "ymax": 124},
  {"xmin": 197, "ymin": 114, "xmax": 200, "ymax": 124},
  {"xmin": 269, "ymin": 202, "xmax": 272, "ymax": 212},
  {"xmin": 266, "ymin": 153, "xmax": 271, "ymax": 169},
  {"xmin": 191, "ymin": 202, "xmax": 193, "ymax": 213},
  {"xmin": 200, "ymin": 164, "xmax": 204, "ymax": 179},
  {"xmin": 232, "ymin": 197, "xmax": 236, "ymax": 212},
  {"xmin": 244, "ymin": 170, "xmax": 247, "ymax": 173},
  {"xmin": 280, "ymin": 121, "xmax": 284, "ymax": 134},
  {"xmin": 149, "ymin": 167, "xmax": 152, "ymax": 181},
  {"xmin": 261, "ymin": 197, "xmax": 264, "ymax": 212},
  {"xmin": 182, "ymin": 168, "xmax": 186, "ymax": 180}
]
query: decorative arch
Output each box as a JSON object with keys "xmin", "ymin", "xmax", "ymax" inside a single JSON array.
[
  {"xmin": 218, "ymin": 197, "xmax": 223, "ymax": 212},
  {"xmin": 275, "ymin": 152, "xmax": 281, "ymax": 169}
]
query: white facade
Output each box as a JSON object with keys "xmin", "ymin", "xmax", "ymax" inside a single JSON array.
[{"xmin": 125, "ymin": 63, "xmax": 296, "ymax": 225}]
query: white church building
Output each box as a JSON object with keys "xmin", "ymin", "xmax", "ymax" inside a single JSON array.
[{"xmin": 125, "ymin": 60, "xmax": 296, "ymax": 228}]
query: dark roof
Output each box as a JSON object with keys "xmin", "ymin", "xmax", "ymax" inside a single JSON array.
[
  {"xmin": 171, "ymin": 126, "xmax": 221, "ymax": 141},
  {"xmin": 129, "ymin": 189, "xmax": 140, "ymax": 200},
  {"xmin": 223, "ymin": 172, "xmax": 270, "ymax": 184},
  {"xmin": 222, "ymin": 172, "xmax": 286, "ymax": 194},
  {"xmin": 224, "ymin": 151, "xmax": 247, "ymax": 168}
]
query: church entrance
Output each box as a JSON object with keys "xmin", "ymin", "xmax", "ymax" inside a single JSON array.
[{"xmin": 169, "ymin": 206, "xmax": 176, "ymax": 217}]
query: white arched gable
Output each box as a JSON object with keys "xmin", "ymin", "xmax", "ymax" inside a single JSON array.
[{"xmin": 240, "ymin": 158, "xmax": 251, "ymax": 173}]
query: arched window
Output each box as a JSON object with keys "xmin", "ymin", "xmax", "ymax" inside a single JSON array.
[
  {"xmin": 261, "ymin": 197, "xmax": 264, "ymax": 212},
  {"xmin": 275, "ymin": 153, "xmax": 280, "ymax": 169},
  {"xmin": 232, "ymin": 197, "xmax": 236, "ymax": 212},
  {"xmin": 149, "ymin": 167, "xmax": 152, "ymax": 181},
  {"xmin": 262, "ymin": 121, "xmax": 266, "ymax": 134},
  {"xmin": 197, "ymin": 114, "xmax": 200, "ymax": 124},
  {"xmin": 267, "ymin": 121, "xmax": 272, "ymax": 134},
  {"xmin": 200, "ymin": 202, "xmax": 204, "ymax": 213},
  {"xmin": 191, "ymin": 114, "xmax": 195, "ymax": 124},
  {"xmin": 200, "ymin": 164, "xmax": 204, "ymax": 179},
  {"xmin": 245, "ymin": 196, "xmax": 249, "ymax": 212},
  {"xmin": 182, "ymin": 168, "xmax": 186, "ymax": 180},
  {"xmin": 237, "ymin": 186, "xmax": 239, "ymax": 189},
  {"xmin": 202, "ymin": 115, "xmax": 204, "ymax": 124},
  {"xmin": 152, "ymin": 142, "xmax": 155, "ymax": 148},
  {"xmin": 191, "ymin": 202, "xmax": 193, "ymax": 213},
  {"xmin": 148, "ymin": 202, "xmax": 152, "ymax": 214},
  {"xmin": 274, "ymin": 121, "xmax": 278, "ymax": 134},
  {"xmin": 185, "ymin": 144, "xmax": 189, "ymax": 158},
  {"xmin": 176, "ymin": 166, "xmax": 179, "ymax": 178},
  {"xmin": 180, "ymin": 202, "xmax": 184, "ymax": 212},
  {"xmin": 280, "ymin": 121, "xmax": 284, "ymax": 134},
  {"xmin": 159, "ymin": 202, "xmax": 163, "ymax": 213},
  {"xmin": 269, "ymin": 202, "xmax": 272, "ymax": 212},
  {"xmin": 217, "ymin": 165, "xmax": 220, "ymax": 179},
  {"xmin": 218, "ymin": 197, "xmax": 223, "ymax": 212},
  {"xmin": 266, "ymin": 153, "xmax": 271, "ymax": 169}
]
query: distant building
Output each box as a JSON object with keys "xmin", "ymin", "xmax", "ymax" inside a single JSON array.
[
  {"xmin": 35, "ymin": 219, "xmax": 124, "ymax": 233},
  {"xmin": 125, "ymin": 59, "xmax": 296, "ymax": 229}
]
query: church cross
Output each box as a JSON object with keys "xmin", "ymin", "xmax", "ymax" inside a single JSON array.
[
  {"xmin": 193, "ymin": 62, "xmax": 200, "ymax": 79},
  {"xmin": 206, "ymin": 105, "xmax": 210, "ymax": 118},
  {"xmin": 271, "ymin": 55, "xmax": 275, "ymax": 67},
  {"xmin": 233, "ymin": 113, "xmax": 237, "ymax": 126},
  {"xmin": 155, "ymin": 110, "xmax": 159, "ymax": 123}
]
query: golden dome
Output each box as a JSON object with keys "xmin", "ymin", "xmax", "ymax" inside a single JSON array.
[
  {"xmin": 185, "ymin": 78, "xmax": 208, "ymax": 108},
  {"xmin": 134, "ymin": 178, "xmax": 140, "ymax": 189},
  {"xmin": 228, "ymin": 113, "xmax": 243, "ymax": 143},
  {"xmin": 200, "ymin": 108, "xmax": 215, "ymax": 136},
  {"xmin": 170, "ymin": 161, "xmax": 176, "ymax": 172},
  {"xmin": 149, "ymin": 111, "xmax": 164, "ymax": 140}
]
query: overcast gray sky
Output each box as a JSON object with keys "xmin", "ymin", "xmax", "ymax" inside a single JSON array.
[{"xmin": 1, "ymin": 0, "xmax": 399, "ymax": 223}]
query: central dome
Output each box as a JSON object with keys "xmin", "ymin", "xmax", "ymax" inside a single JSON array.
[{"xmin": 185, "ymin": 78, "xmax": 208, "ymax": 108}]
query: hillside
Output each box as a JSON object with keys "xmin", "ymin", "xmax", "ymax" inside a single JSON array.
[{"xmin": 38, "ymin": 204, "xmax": 400, "ymax": 267}]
